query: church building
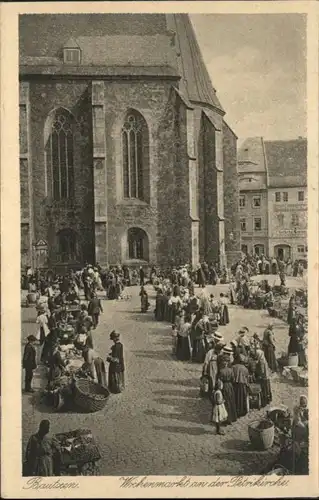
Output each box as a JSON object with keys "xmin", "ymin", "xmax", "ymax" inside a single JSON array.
[{"xmin": 19, "ymin": 13, "xmax": 241, "ymax": 271}]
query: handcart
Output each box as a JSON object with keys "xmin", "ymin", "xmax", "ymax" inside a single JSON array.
[{"xmin": 54, "ymin": 429, "xmax": 101, "ymax": 476}]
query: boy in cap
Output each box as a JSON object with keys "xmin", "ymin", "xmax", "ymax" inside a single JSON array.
[{"xmin": 22, "ymin": 335, "xmax": 37, "ymax": 393}]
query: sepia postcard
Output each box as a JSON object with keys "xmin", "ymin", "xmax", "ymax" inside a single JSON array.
[{"xmin": 1, "ymin": 1, "xmax": 318, "ymax": 498}]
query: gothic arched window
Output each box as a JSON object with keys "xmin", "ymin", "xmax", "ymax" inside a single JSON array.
[
  {"xmin": 46, "ymin": 109, "xmax": 75, "ymax": 200},
  {"xmin": 122, "ymin": 111, "xmax": 149, "ymax": 201}
]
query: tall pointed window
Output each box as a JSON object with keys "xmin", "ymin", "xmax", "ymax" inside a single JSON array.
[
  {"xmin": 46, "ymin": 109, "xmax": 75, "ymax": 200},
  {"xmin": 122, "ymin": 111, "xmax": 149, "ymax": 201}
]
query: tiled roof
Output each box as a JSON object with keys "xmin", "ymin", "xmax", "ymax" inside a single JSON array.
[
  {"xmin": 264, "ymin": 138, "xmax": 307, "ymax": 187},
  {"xmin": 19, "ymin": 13, "xmax": 224, "ymax": 112},
  {"xmin": 166, "ymin": 14, "xmax": 224, "ymax": 112}
]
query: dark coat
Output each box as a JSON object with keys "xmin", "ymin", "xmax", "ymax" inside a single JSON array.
[
  {"xmin": 88, "ymin": 297, "xmax": 103, "ymax": 315},
  {"xmin": 23, "ymin": 343, "xmax": 37, "ymax": 370}
]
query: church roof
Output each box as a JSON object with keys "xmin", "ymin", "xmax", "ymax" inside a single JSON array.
[
  {"xmin": 166, "ymin": 15, "xmax": 224, "ymax": 113},
  {"xmin": 264, "ymin": 138, "xmax": 307, "ymax": 188},
  {"xmin": 19, "ymin": 13, "xmax": 224, "ymax": 112}
]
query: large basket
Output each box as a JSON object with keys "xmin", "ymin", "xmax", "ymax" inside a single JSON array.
[
  {"xmin": 55, "ymin": 429, "xmax": 101, "ymax": 466},
  {"xmin": 248, "ymin": 419, "xmax": 275, "ymax": 451},
  {"xmin": 73, "ymin": 379, "xmax": 110, "ymax": 413}
]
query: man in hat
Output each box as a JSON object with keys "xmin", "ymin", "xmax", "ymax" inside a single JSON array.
[
  {"xmin": 22, "ymin": 335, "xmax": 37, "ymax": 393},
  {"xmin": 88, "ymin": 292, "xmax": 103, "ymax": 329}
]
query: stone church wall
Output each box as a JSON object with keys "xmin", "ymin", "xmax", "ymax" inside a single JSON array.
[
  {"xmin": 222, "ymin": 121, "xmax": 242, "ymax": 266},
  {"xmin": 27, "ymin": 80, "xmax": 95, "ymax": 265}
]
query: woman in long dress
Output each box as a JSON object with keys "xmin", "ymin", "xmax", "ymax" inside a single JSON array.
[
  {"xmin": 202, "ymin": 333, "xmax": 224, "ymax": 392},
  {"xmin": 176, "ymin": 318, "xmax": 192, "ymax": 361},
  {"xmin": 218, "ymin": 358, "xmax": 237, "ymax": 424},
  {"xmin": 192, "ymin": 315, "xmax": 209, "ymax": 363},
  {"xmin": 24, "ymin": 420, "xmax": 59, "ymax": 476},
  {"xmin": 255, "ymin": 349, "xmax": 272, "ymax": 407},
  {"xmin": 107, "ymin": 331, "xmax": 125, "ymax": 394},
  {"xmin": 262, "ymin": 325, "xmax": 278, "ymax": 372},
  {"xmin": 140, "ymin": 286, "xmax": 149, "ymax": 313},
  {"xmin": 232, "ymin": 356, "xmax": 250, "ymax": 417},
  {"xmin": 219, "ymin": 293, "xmax": 230, "ymax": 325}
]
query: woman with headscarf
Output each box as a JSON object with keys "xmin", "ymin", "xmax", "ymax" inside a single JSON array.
[
  {"xmin": 202, "ymin": 332, "xmax": 224, "ymax": 393},
  {"xmin": 218, "ymin": 357, "xmax": 237, "ymax": 425},
  {"xmin": 262, "ymin": 324, "xmax": 278, "ymax": 372},
  {"xmin": 232, "ymin": 355, "xmax": 250, "ymax": 417},
  {"xmin": 237, "ymin": 328, "xmax": 250, "ymax": 357},
  {"xmin": 192, "ymin": 314, "xmax": 209, "ymax": 363},
  {"xmin": 24, "ymin": 420, "xmax": 59, "ymax": 476},
  {"xmin": 48, "ymin": 343, "xmax": 67, "ymax": 383},
  {"xmin": 107, "ymin": 331, "xmax": 125, "ymax": 393},
  {"xmin": 255, "ymin": 349, "xmax": 272, "ymax": 407}
]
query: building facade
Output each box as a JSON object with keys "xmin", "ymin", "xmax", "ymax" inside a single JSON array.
[
  {"xmin": 238, "ymin": 137, "xmax": 268, "ymax": 256},
  {"xmin": 266, "ymin": 140, "xmax": 307, "ymax": 262},
  {"xmin": 238, "ymin": 137, "xmax": 307, "ymax": 262},
  {"xmin": 19, "ymin": 13, "xmax": 241, "ymax": 271}
]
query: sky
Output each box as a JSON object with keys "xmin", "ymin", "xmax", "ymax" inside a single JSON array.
[{"xmin": 190, "ymin": 14, "xmax": 306, "ymax": 143}]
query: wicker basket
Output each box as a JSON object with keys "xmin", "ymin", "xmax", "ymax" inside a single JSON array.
[
  {"xmin": 73, "ymin": 379, "xmax": 110, "ymax": 413},
  {"xmin": 248, "ymin": 419, "xmax": 275, "ymax": 450}
]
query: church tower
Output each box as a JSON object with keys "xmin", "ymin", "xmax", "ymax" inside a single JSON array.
[{"xmin": 19, "ymin": 13, "xmax": 241, "ymax": 271}]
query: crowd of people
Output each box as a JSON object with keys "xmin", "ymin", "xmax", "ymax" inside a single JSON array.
[
  {"xmin": 21, "ymin": 255, "xmax": 308, "ymax": 476},
  {"xmin": 153, "ymin": 283, "xmax": 278, "ymax": 435},
  {"xmin": 22, "ymin": 267, "xmax": 125, "ymax": 396}
]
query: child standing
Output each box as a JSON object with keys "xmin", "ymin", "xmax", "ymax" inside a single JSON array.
[{"xmin": 210, "ymin": 379, "xmax": 228, "ymax": 435}]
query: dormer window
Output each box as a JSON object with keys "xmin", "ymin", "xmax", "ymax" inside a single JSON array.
[
  {"xmin": 64, "ymin": 48, "xmax": 81, "ymax": 64},
  {"xmin": 63, "ymin": 38, "xmax": 81, "ymax": 65}
]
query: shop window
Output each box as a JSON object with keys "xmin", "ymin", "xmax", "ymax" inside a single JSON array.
[{"xmin": 254, "ymin": 218, "xmax": 262, "ymax": 231}]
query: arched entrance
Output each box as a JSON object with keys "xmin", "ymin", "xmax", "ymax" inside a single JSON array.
[
  {"xmin": 127, "ymin": 227, "xmax": 149, "ymax": 262},
  {"xmin": 274, "ymin": 244, "xmax": 291, "ymax": 260},
  {"xmin": 57, "ymin": 228, "xmax": 78, "ymax": 263}
]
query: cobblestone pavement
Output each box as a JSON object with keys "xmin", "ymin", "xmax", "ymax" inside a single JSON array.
[{"xmin": 21, "ymin": 276, "xmax": 307, "ymax": 476}]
